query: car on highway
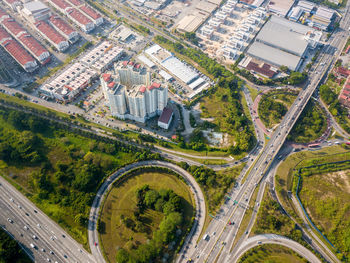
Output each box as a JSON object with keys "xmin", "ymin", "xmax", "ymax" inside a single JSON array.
[
  {"xmin": 49, "ymin": 251, "xmax": 54, "ymax": 255},
  {"xmin": 94, "ymin": 242, "xmax": 98, "ymax": 246},
  {"xmin": 24, "ymin": 225, "xmax": 29, "ymax": 230},
  {"xmin": 30, "ymin": 243, "xmax": 36, "ymax": 249},
  {"xmin": 7, "ymin": 218, "xmax": 13, "ymax": 223},
  {"xmin": 32, "ymin": 235, "xmax": 38, "ymax": 240}
]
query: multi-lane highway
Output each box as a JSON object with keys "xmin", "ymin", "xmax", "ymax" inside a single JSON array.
[
  {"xmin": 186, "ymin": 2, "xmax": 350, "ymax": 262},
  {"xmin": 0, "ymin": 176, "xmax": 95, "ymax": 263}
]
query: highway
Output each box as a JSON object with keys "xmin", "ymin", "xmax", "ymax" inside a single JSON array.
[
  {"xmin": 0, "ymin": 176, "xmax": 95, "ymax": 263},
  {"xmin": 232, "ymin": 234, "xmax": 322, "ymax": 263},
  {"xmin": 88, "ymin": 160, "xmax": 206, "ymax": 263},
  {"xmin": 186, "ymin": 2, "xmax": 350, "ymax": 262}
]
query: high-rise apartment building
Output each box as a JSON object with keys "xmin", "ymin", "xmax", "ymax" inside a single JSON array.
[{"xmin": 101, "ymin": 62, "xmax": 168, "ymax": 123}]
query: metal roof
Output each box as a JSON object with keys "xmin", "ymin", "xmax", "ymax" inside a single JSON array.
[{"xmin": 247, "ymin": 41, "xmax": 302, "ymax": 71}]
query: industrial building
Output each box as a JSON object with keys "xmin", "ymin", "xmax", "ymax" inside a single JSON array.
[
  {"xmin": 145, "ymin": 44, "xmax": 199, "ymax": 85},
  {"xmin": 79, "ymin": 41, "xmax": 124, "ymax": 73},
  {"xmin": 101, "ymin": 63, "xmax": 168, "ymax": 123},
  {"xmin": 176, "ymin": 14, "xmax": 206, "ymax": 33},
  {"xmin": 49, "ymin": 15, "xmax": 79, "ymax": 43},
  {"xmin": 80, "ymin": 5, "xmax": 103, "ymax": 26},
  {"xmin": 311, "ymin": 6, "xmax": 335, "ymax": 30},
  {"xmin": 240, "ymin": 0, "xmax": 264, "ymax": 9},
  {"xmin": 158, "ymin": 106, "xmax": 173, "ymax": 129},
  {"xmin": 34, "ymin": 20, "xmax": 69, "ymax": 51},
  {"xmin": 1, "ymin": 17, "xmax": 50, "ymax": 64},
  {"xmin": 40, "ymin": 62, "xmax": 97, "ymax": 101},
  {"xmin": 66, "ymin": 7, "xmax": 94, "ymax": 32},
  {"xmin": 21, "ymin": 1, "xmax": 51, "ymax": 23},
  {"xmin": 247, "ymin": 15, "xmax": 321, "ymax": 71},
  {"xmin": 267, "ymin": 0, "xmax": 294, "ymax": 17},
  {"xmin": 0, "ymin": 26, "xmax": 37, "ymax": 72},
  {"xmin": 239, "ymin": 56, "xmax": 278, "ymax": 78}
]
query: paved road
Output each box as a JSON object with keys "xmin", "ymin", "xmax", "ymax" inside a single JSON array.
[
  {"xmin": 0, "ymin": 176, "xmax": 96, "ymax": 263},
  {"xmin": 231, "ymin": 234, "xmax": 322, "ymax": 263},
  {"xmin": 185, "ymin": 2, "xmax": 350, "ymax": 261},
  {"xmin": 88, "ymin": 160, "xmax": 206, "ymax": 263}
]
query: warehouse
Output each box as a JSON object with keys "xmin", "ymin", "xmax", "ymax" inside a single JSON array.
[
  {"xmin": 267, "ymin": 0, "xmax": 294, "ymax": 17},
  {"xmin": 176, "ymin": 14, "xmax": 205, "ymax": 33},
  {"xmin": 21, "ymin": 1, "xmax": 51, "ymax": 23},
  {"xmin": 247, "ymin": 15, "xmax": 317, "ymax": 71},
  {"xmin": 34, "ymin": 20, "xmax": 69, "ymax": 51},
  {"xmin": 311, "ymin": 6, "xmax": 335, "ymax": 30}
]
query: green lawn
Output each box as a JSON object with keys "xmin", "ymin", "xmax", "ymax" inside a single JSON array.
[
  {"xmin": 246, "ymin": 85, "xmax": 259, "ymax": 101},
  {"xmin": 275, "ymin": 145, "xmax": 350, "ymax": 220},
  {"xmin": 238, "ymin": 244, "xmax": 308, "ymax": 263},
  {"xmin": 99, "ymin": 170, "xmax": 194, "ymax": 262},
  {"xmin": 299, "ymin": 168, "xmax": 350, "ymax": 261}
]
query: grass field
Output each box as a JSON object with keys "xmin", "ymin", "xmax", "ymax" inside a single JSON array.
[
  {"xmin": 237, "ymin": 244, "xmax": 308, "ymax": 263},
  {"xmin": 299, "ymin": 169, "xmax": 350, "ymax": 260},
  {"xmin": 275, "ymin": 145, "xmax": 350, "ymax": 220},
  {"xmin": 246, "ymin": 85, "xmax": 259, "ymax": 101},
  {"xmin": 99, "ymin": 171, "xmax": 195, "ymax": 262}
]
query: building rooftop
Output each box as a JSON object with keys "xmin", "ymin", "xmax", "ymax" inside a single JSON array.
[
  {"xmin": 0, "ymin": 9, "xmax": 10, "ymax": 20},
  {"xmin": 1, "ymin": 37, "xmax": 36, "ymax": 66},
  {"xmin": 268, "ymin": 0, "xmax": 294, "ymax": 16},
  {"xmin": 49, "ymin": 15, "xmax": 75, "ymax": 36},
  {"xmin": 256, "ymin": 15, "xmax": 309, "ymax": 56},
  {"xmin": 67, "ymin": 8, "xmax": 92, "ymax": 26},
  {"xmin": 2, "ymin": 18, "xmax": 25, "ymax": 36},
  {"xmin": 247, "ymin": 41, "xmax": 302, "ymax": 71},
  {"xmin": 0, "ymin": 26, "xmax": 11, "ymax": 42},
  {"xmin": 80, "ymin": 5, "xmax": 101, "ymax": 20},
  {"xmin": 35, "ymin": 21, "xmax": 66, "ymax": 45},
  {"xmin": 158, "ymin": 107, "xmax": 173, "ymax": 124},
  {"xmin": 50, "ymin": 0, "xmax": 71, "ymax": 10},
  {"xmin": 67, "ymin": 0, "xmax": 82, "ymax": 6},
  {"xmin": 18, "ymin": 33, "xmax": 48, "ymax": 58},
  {"xmin": 23, "ymin": 1, "xmax": 49, "ymax": 13}
]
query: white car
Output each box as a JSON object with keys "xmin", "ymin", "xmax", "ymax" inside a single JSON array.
[{"xmin": 30, "ymin": 243, "xmax": 36, "ymax": 249}]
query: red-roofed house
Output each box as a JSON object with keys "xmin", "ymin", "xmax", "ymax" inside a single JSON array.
[
  {"xmin": 2, "ymin": 17, "xmax": 50, "ymax": 64},
  {"xmin": 49, "ymin": 16, "xmax": 79, "ymax": 43},
  {"xmin": 0, "ymin": 34, "xmax": 38, "ymax": 72},
  {"xmin": 158, "ymin": 107, "xmax": 173, "ymax": 129},
  {"xmin": 49, "ymin": 0, "xmax": 71, "ymax": 12},
  {"xmin": 334, "ymin": 66, "xmax": 350, "ymax": 78},
  {"xmin": 151, "ymin": 82, "xmax": 161, "ymax": 89},
  {"xmin": 0, "ymin": 9, "xmax": 10, "ymax": 23},
  {"xmin": 108, "ymin": 81, "xmax": 116, "ymax": 88},
  {"xmin": 102, "ymin": 73, "xmax": 111, "ymax": 82},
  {"xmin": 66, "ymin": 8, "xmax": 94, "ymax": 32},
  {"xmin": 246, "ymin": 61, "xmax": 277, "ymax": 79},
  {"xmin": 139, "ymin": 85, "xmax": 146, "ymax": 93},
  {"xmin": 79, "ymin": 5, "xmax": 103, "ymax": 26},
  {"xmin": 67, "ymin": 0, "xmax": 82, "ymax": 6},
  {"xmin": 34, "ymin": 21, "xmax": 69, "ymax": 52},
  {"xmin": 18, "ymin": 33, "xmax": 50, "ymax": 64}
]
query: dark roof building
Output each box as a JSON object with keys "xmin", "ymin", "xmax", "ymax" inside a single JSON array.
[{"xmin": 158, "ymin": 106, "xmax": 173, "ymax": 129}]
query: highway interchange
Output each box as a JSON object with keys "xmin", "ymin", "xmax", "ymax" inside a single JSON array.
[{"xmin": 0, "ymin": 1, "xmax": 350, "ymax": 263}]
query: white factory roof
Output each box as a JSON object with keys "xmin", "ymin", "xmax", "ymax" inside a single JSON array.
[
  {"xmin": 297, "ymin": 0, "xmax": 315, "ymax": 12},
  {"xmin": 159, "ymin": 70, "xmax": 172, "ymax": 81},
  {"xmin": 268, "ymin": 0, "xmax": 294, "ymax": 16},
  {"xmin": 162, "ymin": 56, "xmax": 198, "ymax": 84},
  {"xmin": 315, "ymin": 7, "xmax": 335, "ymax": 20},
  {"xmin": 137, "ymin": 54, "xmax": 155, "ymax": 68},
  {"xmin": 189, "ymin": 82, "xmax": 210, "ymax": 99},
  {"xmin": 256, "ymin": 16, "xmax": 310, "ymax": 56},
  {"xmin": 23, "ymin": 1, "xmax": 49, "ymax": 13},
  {"xmin": 188, "ymin": 77, "xmax": 205, "ymax": 90},
  {"xmin": 247, "ymin": 41, "xmax": 302, "ymax": 71}
]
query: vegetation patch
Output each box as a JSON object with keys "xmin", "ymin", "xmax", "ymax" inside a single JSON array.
[
  {"xmin": 258, "ymin": 90, "xmax": 298, "ymax": 129},
  {"xmin": 298, "ymin": 167, "xmax": 350, "ymax": 261},
  {"xmin": 237, "ymin": 244, "xmax": 308, "ymax": 263},
  {"xmin": 0, "ymin": 228, "xmax": 31, "ymax": 263},
  {"xmin": 0, "ymin": 106, "xmax": 158, "ymax": 249},
  {"xmin": 99, "ymin": 169, "xmax": 194, "ymax": 263},
  {"xmin": 288, "ymin": 101, "xmax": 327, "ymax": 143}
]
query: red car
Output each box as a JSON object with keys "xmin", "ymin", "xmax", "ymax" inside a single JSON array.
[{"xmin": 94, "ymin": 242, "xmax": 97, "ymax": 246}]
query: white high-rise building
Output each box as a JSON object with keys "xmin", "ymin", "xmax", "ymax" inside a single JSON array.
[{"xmin": 101, "ymin": 63, "xmax": 168, "ymax": 123}]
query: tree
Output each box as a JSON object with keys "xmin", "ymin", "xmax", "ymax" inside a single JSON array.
[
  {"xmin": 115, "ymin": 248, "xmax": 130, "ymax": 263},
  {"xmin": 144, "ymin": 190, "xmax": 159, "ymax": 208}
]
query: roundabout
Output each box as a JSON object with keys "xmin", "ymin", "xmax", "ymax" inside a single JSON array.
[{"xmin": 88, "ymin": 160, "xmax": 206, "ymax": 263}]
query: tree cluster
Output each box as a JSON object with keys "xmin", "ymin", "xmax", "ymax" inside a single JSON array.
[{"xmin": 116, "ymin": 185, "xmax": 184, "ymax": 263}]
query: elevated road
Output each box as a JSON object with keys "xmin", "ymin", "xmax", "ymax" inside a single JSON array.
[
  {"xmin": 232, "ymin": 234, "xmax": 322, "ymax": 263},
  {"xmin": 187, "ymin": 2, "xmax": 350, "ymax": 262}
]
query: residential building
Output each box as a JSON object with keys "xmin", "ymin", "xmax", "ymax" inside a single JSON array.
[
  {"xmin": 49, "ymin": 15, "xmax": 79, "ymax": 43},
  {"xmin": 34, "ymin": 21, "xmax": 69, "ymax": 51},
  {"xmin": 158, "ymin": 106, "xmax": 173, "ymax": 129}
]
